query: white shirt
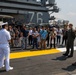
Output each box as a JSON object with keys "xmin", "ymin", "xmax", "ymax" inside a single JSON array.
[
  {"xmin": 32, "ymin": 31, "xmax": 39, "ymax": 37},
  {"xmin": 56, "ymin": 29, "xmax": 62, "ymax": 36},
  {"xmin": 0, "ymin": 29, "xmax": 11, "ymax": 45},
  {"xmin": 29, "ymin": 30, "xmax": 33, "ymax": 35}
]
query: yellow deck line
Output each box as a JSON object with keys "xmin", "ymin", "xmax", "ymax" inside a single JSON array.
[{"xmin": 10, "ymin": 49, "xmax": 60, "ymax": 59}]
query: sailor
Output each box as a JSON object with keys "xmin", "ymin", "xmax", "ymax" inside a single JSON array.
[
  {"xmin": 63, "ymin": 24, "xmax": 75, "ymax": 57},
  {"xmin": 0, "ymin": 22, "xmax": 13, "ymax": 71}
]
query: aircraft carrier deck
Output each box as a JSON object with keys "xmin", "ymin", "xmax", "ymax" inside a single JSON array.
[{"xmin": 0, "ymin": 40, "xmax": 76, "ymax": 75}]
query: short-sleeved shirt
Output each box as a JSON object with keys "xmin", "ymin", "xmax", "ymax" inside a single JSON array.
[
  {"xmin": 0, "ymin": 29, "xmax": 11, "ymax": 45},
  {"xmin": 56, "ymin": 29, "xmax": 62, "ymax": 36},
  {"xmin": 40, "ymin": 30, "xmax": 48, "ymax": 39},
  {"xmin": 32, "ymin": 31, "xmax": 39, "ymax": 38},
  {"xmin": 29, "ymin": 30, "xmax": 33, "ymax": 35}
]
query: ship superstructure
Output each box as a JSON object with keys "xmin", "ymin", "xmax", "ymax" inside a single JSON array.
[{"xmin": 0, "ymin": 0, "xmax": 59, "ymax": 25}]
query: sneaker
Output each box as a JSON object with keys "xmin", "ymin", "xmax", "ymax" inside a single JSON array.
[{"xmin": 6, "ymin": 67, "xmax": 13, "ymax": 71}]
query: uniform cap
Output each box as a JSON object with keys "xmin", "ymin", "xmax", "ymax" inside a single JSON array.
[{"xmin": 0, "ymin": 22, "xmax": 8, "ymax": 26}]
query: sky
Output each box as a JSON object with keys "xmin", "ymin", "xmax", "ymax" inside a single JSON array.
[{"xmin": 52, "ymin": 0, "xmax": 76, "ymax": 28}]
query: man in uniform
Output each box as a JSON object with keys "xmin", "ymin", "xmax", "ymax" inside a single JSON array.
[
  {"xmin": 63, "ymin": 24, "xmax": 75, "ymax": 57},
  {"xmin": 0, "ymin": 22, "xmax": 13, "ymax": 71}
]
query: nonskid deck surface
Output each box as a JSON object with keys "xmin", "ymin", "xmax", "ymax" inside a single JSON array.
[{"xmin": 0, "ymin": 46, "xmax": 76, "ymax": 75}]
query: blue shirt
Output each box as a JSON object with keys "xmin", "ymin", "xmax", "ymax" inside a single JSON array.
[{"xmin": 40, "ymin": 30, "xmax": 47, "ymax": 39}]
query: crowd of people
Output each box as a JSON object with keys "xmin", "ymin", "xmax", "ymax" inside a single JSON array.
[
  {"xmin": 0, "ymin": 21, "xmax": 76, "ymax": 72},
  {"xmin": 8, "ymin": 24, "xmax": 76, "ymax": 50}
]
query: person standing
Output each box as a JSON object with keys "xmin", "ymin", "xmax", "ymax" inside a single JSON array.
[
  {"xmin": 28, "ymin": 27, "xmax": 33, "ymax": 46},
  {"xmin": 63, "ymin": 24, "xmax": 75, "ymax": 57},
  {"xmin": 0, "ymin": 22, "xmax": 13, "ymax": 71},
  {"xmin": 40, "ymin": 26, "xmax": 48, "ymax": 49},
  {"xmin": 56, "ymin": 27, "xmax": 62, "ymax": 46},
  {"xmin": 21, "ymin": 25, "xmax": 28, "ymax": 49},
  {"xmin": 46, "ymin": 27, "xmax": 50, "ymax": 47},
  {"xmin": 50, "ymin": 27, "xmax": 57, "ymax": 48},
  {"xmin": 19, "ymin": 32, "xmax": 25, "ymax": 50},
  {"xmin": 61, "ymin": 25, "xmax": 68, "ymax": 46},
  {"xmin": 32, "ymin": 28, "xmax": 39, "ymax": 49},
  {"xmin": 8, "ymin": 25, "xmax": 15, "ymax": 47}
]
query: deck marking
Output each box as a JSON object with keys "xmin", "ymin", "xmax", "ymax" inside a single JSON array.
[
  {"xmin": 10, "ymin": 46, "xmax": 76, "ymax": 59},
  {"xmin": 10, "ymin": 49, "xmax": 60, "ymax": 59},
  {"xmin": 57, "ymin": 46, "xmax": 76, "ymax": 52}
]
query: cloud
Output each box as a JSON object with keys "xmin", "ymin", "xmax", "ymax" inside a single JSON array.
[{"xmin": 67, "ymin": 12, "xmax": 76, "ymax": 16}]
